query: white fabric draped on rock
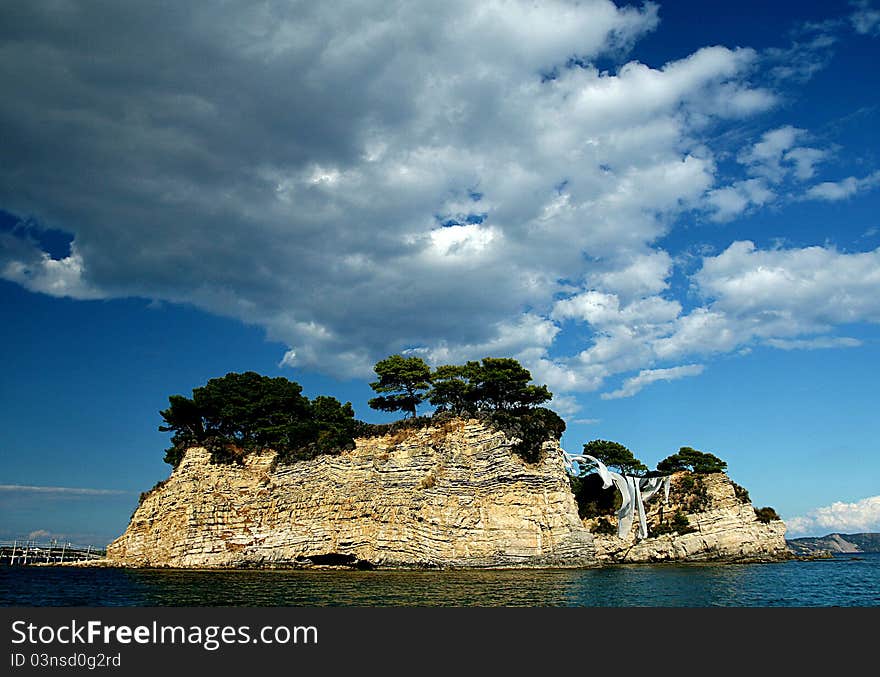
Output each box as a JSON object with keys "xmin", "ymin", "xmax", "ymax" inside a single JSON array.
[{"xmin": 560, "ymin": 450, "xmax": 672, "ymax": 540}]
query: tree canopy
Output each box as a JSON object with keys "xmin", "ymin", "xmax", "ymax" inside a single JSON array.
[
  {"xmin": 367, "ymin": 354, "xmax": 433, "ymax": 418},
  {"xmin": 368, "ymin": 354, "xmax": 560, "ymax": 463},
  {"xmin": 657, "ymin": 446, "xmax": 727, "ymax": 474},
  {"xmin": 581, "ymin": 439, "xmax": 648, "ymax": 476},
  {"xmin": 161, "ymin": 356, "xmax": 563, "ymax": 469},
  {"xmin": 427, "ymin": 358, "xmax": 551, "ymax": 413},
  {"xmin": 160, "ymin": 372, "xmax": 356, "ymax": 467}
]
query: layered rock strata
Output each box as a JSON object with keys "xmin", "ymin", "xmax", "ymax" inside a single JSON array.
[
  {"xmin": 108, "ymin": 418, "xmax": 789, "ymax": 568},
  {"xmin": 108, "ymin": 419, "xmax": 595, "ymax": 568}
]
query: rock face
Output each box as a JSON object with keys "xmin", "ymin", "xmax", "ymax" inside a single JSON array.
[
  {"xmin": 107, "ymin": 419, "xmax": 595, "ymax": 568},
  {"xmin": 108, "ymin": 418, "xmax": 789, "ymax": 568},
  {"xmin": 589, "ymin": 472, "xmax": 789, "ymax": 563}
]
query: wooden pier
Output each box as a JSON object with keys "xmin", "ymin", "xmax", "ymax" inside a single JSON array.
[{"xmin": 0, "ymin": 539, "xmax": 106, "ymax": 565}]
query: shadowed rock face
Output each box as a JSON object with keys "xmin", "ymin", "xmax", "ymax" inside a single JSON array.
[
  {"xmin": 107, "ymin": 419, "xmax": 595, "ymax": 568},
  {"xmin": 108, "ymin": 418, "xmax": 789, "ymax": 568}
]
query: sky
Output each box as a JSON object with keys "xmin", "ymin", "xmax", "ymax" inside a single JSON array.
[{"xmin": 1, "ymin": 0, "xmax": 879, "ymax": 545}]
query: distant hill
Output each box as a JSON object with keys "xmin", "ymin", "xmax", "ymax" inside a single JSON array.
[{"xmin": 787, "ymin": 533, "xmax": 880, "ymax": 555}]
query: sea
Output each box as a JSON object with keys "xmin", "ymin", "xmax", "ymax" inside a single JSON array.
[{"xmin": 2, "ymin": 553, "xmax": 879, "ymax": 606}]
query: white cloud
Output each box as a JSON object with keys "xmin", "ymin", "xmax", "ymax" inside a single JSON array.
[
  {"xmin": 601, "ymin": 364, "xmax": 705, "ymax": 400},
  {"xmin": 0, "ymin": 485, "xmax": 127, "ymax": 496},
  {"xmin": 0, "ymin": 1, "xmax": 780, "ymax": 382},
  {"xmin": 764, "ymin": 336, "xmax": 862, "ymax": 350},
  {"xmin": 28, "ymin": 529, "xmax": 53, "ymax": 541},
  {"xmin": 695, "ymin": 241, "xmax": 880, "ymax": 326},
  {"xmin": 572, "ymin": 418, "xmax": 601, "ymax": 425},
  {"xmin": 547, "ymin": 394, "xmax": 581, "ymax": 417},
  {"xmin": 851, "ymin": 0, "xmax": 880, "ymax": 35},
  {"xmin": 737, "ymin": 126, "xmax": 826, "ymax": 183},
  {"xmin": 705, "ymin": 125, "xmax": 829, "ymax": 219},
  {"xmin": 786, "ymin": 495, "xmax": 880, "ymax": 537},
  {"xmin": 804, "ymin": 170, "xmax": 880, "ymax": 201},
  {"xmin": 705, "ymin": 178, "xmax": 774, "ymax": 221},
  {"xmin": 0, "ymin": 1, "xmax": 877, "ymax": 407},
  {"xmin": 0, "ymin": 238, "xmax": 104, "ymax": 300},
  {"xmin": 765, "ymin": 32, "xmax": 837, "ymax": 83},
  {"xmin": 785, "ymin": 147, "xmax": 828, "ymax": 181},
  {"xmin": 542, "ymin": 240, "xmax": 880, "ymax": 396},
  {"xmin": 589, "ymin": 250, "xmax": 673, "ymax": 300}
]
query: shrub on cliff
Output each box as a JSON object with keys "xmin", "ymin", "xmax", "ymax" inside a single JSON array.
[
  {"xmin": 491, "ymin": 407, "xmax": 565, "ymax": 464},
  {"xmin": 652, "ymin": 510, "xmax": 695, "ymax": 536},
  {"xmin": 160, "ymin": 372, "xmax": 356, "ymax": 467},
  {"xmin": 754, "ymin": 506, "xmax": 781, "ymax": 523},
  {"xmin": 657, "ymin": 446, "xmax": 727, "ymax": 474},
  {"xmin": 732, "ymin": 481, "xmax": 751, "ymax": 504}
]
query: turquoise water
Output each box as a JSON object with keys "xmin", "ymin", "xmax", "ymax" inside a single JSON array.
[{"xmin": 2, "ymin": 554, "xmax": 878, "ymax": 606}]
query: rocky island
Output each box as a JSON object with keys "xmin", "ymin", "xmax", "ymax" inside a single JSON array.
[
  {"xmin": 107, "ymin": 358, "xmax": 789, "ymax": 568},
  {"xmin": 108, "ymin": 418, "xmax": 788, "ymax": 568}
]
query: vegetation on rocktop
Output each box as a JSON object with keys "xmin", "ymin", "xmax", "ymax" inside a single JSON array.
[
  {"xmin": 657, "ymin": 447, "xmax": 727, "ymax": 474},
  {"xmin": 570, "ymin": 440, "xmax": 734, "ymax": 523},
  {"xmin": 651, "ymin": 510, "xmax": 696, "ymax": 536},
  {"xmin": 363, "ymin": 355, "xmax": 562, "ymax": 463},
  {"xmin": 160, "ymin": 355, "xmax": 563, "ymax": 467},
  {"xmin": 160, "ymin": 371, "xmax": 356, "ymax": 467},
  {"xmin": 754, "ymin": 506, "xmax": 781, "ymax": 523}
]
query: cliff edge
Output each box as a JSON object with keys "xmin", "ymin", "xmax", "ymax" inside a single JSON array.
[{"xmin": 108, "ymin": 418, "xmax": 788, "ymax": 568}]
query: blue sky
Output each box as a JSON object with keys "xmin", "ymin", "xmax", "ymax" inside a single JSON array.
[{"xmin": 1, "ymin": 0, "xmax": 879, "ymax": 545}]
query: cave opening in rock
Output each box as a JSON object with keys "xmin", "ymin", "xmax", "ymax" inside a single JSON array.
[{"xmin": 569, "ymin": 473, "xmax": 621, "ymax": 520}]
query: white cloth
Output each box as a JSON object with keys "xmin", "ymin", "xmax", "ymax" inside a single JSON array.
[
  {"xmin": 560, "ymin": 450, "xmax": 613, "ymax": 489},
  {"xmin": 633, "ymin": 477, "xmax": 648, "ymax": 540},
  {"xmin": 610, "ymin": 472, "xmax": 633, "ymax": 538},
  {"xmin": 560, "ymin": 448, "xmax": 672, "ymax": 540}
]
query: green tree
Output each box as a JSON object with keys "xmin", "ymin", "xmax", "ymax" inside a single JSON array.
[
  {"xmin": 428, "ymin": 362, "xmax": 478, "ymax": 413},
  {"xmin": 159, "ymin": 394, "xmax": 205, "ymax": 464},
  {"xmin": 309, "ymin": 396, "xmax": 357, "ymax": 456},
  {"xmin": 493, "ymin": 406, "xmax": 566, "ymax": 463},
  {"xmin": 467, "ymin": 357, "xmax": 551, "ymax": 411},
  {"xmin": 368, "ymin": 355, "xmax": 433, "ymax": 418},
  {"xmin": 159, "ymin": 372, "xmax": 356, "ymax": 467},
  {"xmin": 191, "ymin": 371, "xmax": 312, "ymax": 449},
  {"xmin": 657, "ymin": 446, "xmax": 727, "ymax": 474},
  {"xmin": 581, "ymin": 439, "xmax": 648, "ymax": 476}
]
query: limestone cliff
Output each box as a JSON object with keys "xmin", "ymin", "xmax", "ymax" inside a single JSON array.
[
  {"xmin": 108, "ymin": 418, "xmax": 788, "ymax": 568},
  {"xmin": 108, "ymin": 418, "xmax": 594, "ymax": 568},
  {"xmin": 588, "ymin": 472, "xmax": 790, "ymax": 563}
]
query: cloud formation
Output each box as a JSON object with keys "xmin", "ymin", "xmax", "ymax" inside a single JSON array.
[
  {"xmin": 601, "ymin": 364, "xmax": 705, "ymax": 399},
  {"xmin": 851, "ymin": 0, "xmax": 880, "ymax": 35},
  {"xmin": 786, "ymin": 495, "xmax": 880, "ymax": 537},
  {"xmin": 804, "ymin": 170, "xmax": 880, "ymax": 201},
  {"xmin": 0, "ymin": 485, "xmax": 127, "ymax": 496},
  {"xmin": 0, "ymin": 1, "xmax": 878, "ymax": 409}
]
